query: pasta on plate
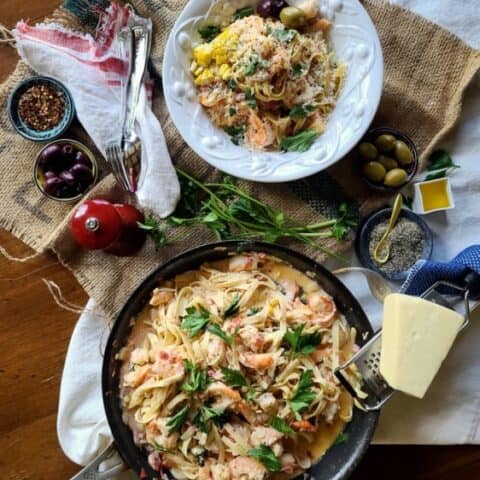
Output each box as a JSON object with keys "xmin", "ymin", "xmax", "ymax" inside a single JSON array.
[
  {"xmin": 118, "ymin": 253, "xmax": 361, "ymax": 479},
  {"xmin": 190, "ymin": 7, "xmax": 345, "ymax": 151}
]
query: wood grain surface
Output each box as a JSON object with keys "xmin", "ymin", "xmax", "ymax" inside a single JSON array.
[{"xmin": 0, "ymin": 1, "xmax": 479, "ymax": 479}]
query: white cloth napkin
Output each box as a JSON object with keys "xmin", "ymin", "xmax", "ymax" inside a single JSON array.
[
  {"xmin": 13, "ymin": 3, "xmax": 180, "ymax": 218},
  {"xmin": 56, "ymin": 0, "xmax": 480, "ymax": 471}
]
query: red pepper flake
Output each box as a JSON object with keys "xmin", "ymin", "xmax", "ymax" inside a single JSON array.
[{"xmin": 18, "ymin": 83, "xmax": 66, "ymax": 131}]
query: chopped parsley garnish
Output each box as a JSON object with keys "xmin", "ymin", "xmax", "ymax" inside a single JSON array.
[
  {"xmin": 198, "ymin": 25, "xmax": 220, "ymax": 42},
  {"xmin": 245, "ymin": 56, "xmax": 269, "ymax": 76},
  {"xmin": 330, "ymin": 202, "xmax": 358, "ymax": 241},
  {"xmin": 181, "ymin": 360, "xmax": 209, "ymax": 393},
  {"xmin": 223, "ymin": 293, "xmax": 240, "ymax": 318},
  {"xmin": 248, "ymin": 445, "xmax": 282, "ymax": 471},
  {"xmin": 234, "ymin": 6, "xmax": 254, "ymax": 20},
  {"xmin": 153, "ymin": 441, "xmax": 168, "ymax": 452},
  {"xmin": 222, "ymin": 367, "xmax": 248, "ymax": 388},
  {"xmin": 248, "ymin": 306, "xmax": 262, "ymax": 316},
  {"xmin": 245, "ymin": 88, "xmax": 257, "ymax": 108},
  {"xmin": 224, "ymin": 123, "xmax": 246, "ymax": 145},
  {"xmin": 292, "ymin": 63, "xmax": 305, "ymax": 77},
  {"xmin": 269, "ymin": 28, "xmax": 297, "ymax": 43},
  {"xmin": 269, "ymin": 416, "xmax": 294, "ymax": 433},
  {"xmin": 245, "ymin": 62, "xmax": 256, "ymax": 76},
  {"xmin": 207, "ymin": 323, "xmax": 233, "ymax": 344},
  {"xmin": 193, "ymin": 405, "xmax": 227, "ymax": 433},
  {"xmin": 167, "ymin": 405, "xmax": 189, "ymax": 435},
  {"xmin": 335, "ymin": 432, "xmax": 349, "ymax": 445},
  {"xmin": 245, "ymin": 387, "xmax": 257, "ymax": 403},
  {"xmin": 227, "ymin": 79, "xmax": 237, "ymax": 91},
  {"xmin": 288, "ymin": 104, "xmax": 315, "ymax": 120},
  {"xmin": 181, "ymin": 305, "xmax": 210, "ymax": 337},
  {"xmin": 229, "ymin": 107, "xmax": 237, "ymax": 116},
  {"xmin": 289, "ymin": 369, "xmax": 316, "ymax": 419},
  {"xmin": 280, "ymin": 129, "xmax": 317, "ymax": 152},
  {"xmin": 284, "ymin": 324, "xmax": 321, "ymax": 357},
  {"xmin": 137, "ymin": 215, "xmax": 168, "ymax": 250}
]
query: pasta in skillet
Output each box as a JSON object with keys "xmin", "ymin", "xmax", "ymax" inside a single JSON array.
[{"xmin": 118, "ymin": 253, "xmax": 361, "ymax": 479}]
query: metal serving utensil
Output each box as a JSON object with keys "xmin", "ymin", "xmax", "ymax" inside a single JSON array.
[{"xmin": 334, "ymin": 272, "xmax": 480, "ymax": 411}]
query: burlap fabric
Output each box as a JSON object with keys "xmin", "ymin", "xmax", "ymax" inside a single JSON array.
[{"xmin": 0, "ymin": 0, "xmax": 479, "ymax": 319}]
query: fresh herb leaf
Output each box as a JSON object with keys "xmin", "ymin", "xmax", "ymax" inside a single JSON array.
[
  {"xmin": 167, "ymin": 405, "xmax": 189, "ymax": 435},
  {"xmin": 248, "ymin": 445, "xmax": 282, "ymax": 471},
  {"xmin": 245, "ymin": 57, "xmax": 269, "ymax": 76},
  {"xmin": 269, "ymin": 416, "xmax": 294, "ymax": 433},
  {"xmin": 290, "ymin": 370, "xmax": 316, "ymax": 419},
  {"xmin": 292, "ymin": 63, "xmax": 304, "ymax": 77},
  {"xmin": 227, "ymin": 79, "xmax": 237, "ymax": 90},
  {"xmin": 234, "ymin": 6, "xmax": 254, "ymax": 20},
  {"xmin": 245, "ymin": 88, "xmax": 257, "ymax": 108},
  {"xmin": 245, "ymin": 62, "xmax": 256, "ymax": 76},
  {"xmin": 330, "ymin": 202, "xmax": 358, "ymax": 240},
  {"xmin": 288, "ymin": 104, "xmax": 315, "ymax": 119},
  {"xmin": 425, "ymin": 170, "xmax": 447, "ymax": 181},
  {"xmin": 427, "ymin": 149, "xmax": 459, "ymax": 171},
  {"xmin": 334, "ymin": 432, "xmax": 349, "ymax": 445},
  {"xmin": 224, "ymin": 123, "xmax": 246, "ymax": 145},
  {"xmin": 222, "ymin": 367, "xmax": 248, "ymax": 388},
  {"xmin": 245, "ymin": 386, "xmax": 257, "ymax": 403},
  {"xmin": 193, "ymin": 405, "xmax": 226, "ymax": 433},
  {"xmin": 248, "ymin": 307, "xmax": 262, "ymax": 316},
  {"xmin": 182, "ymin": 360, "xmax": 209, "ymax": 393},
  {"xmin": 153, "ymin": 441, "xmax": 168, "ymax": 452},
  {"xmin": 284, "ymin": 324, "xmax": 321, "ymax": 357},
  {"xmin": 137, "ymin": 215, "xmax": 168, "ymax": 250},
  {"xmin": 269, "ymin": 28, "xmax": 297, "ymax": 42},
  {"xmin": 181, "ymin": 305, "xmax": 210, "ymax": 337},
  {"xmin": 198, "ymin": 25, "xmax": 220, "ymax": 41},
  {"xmin": 207, "ymin": 323, "xmax": 233, "ymax": 344},
  {"xmin": 223, "ymin": 294, "xmax": 240, "ymax": 318},
  {"xmin": 280, "ymin": 129, "xmax": 317, "ymax": 152},
  {"xmin": 229, "ymin": 107, "xmax": 237, "ymax": 116}
]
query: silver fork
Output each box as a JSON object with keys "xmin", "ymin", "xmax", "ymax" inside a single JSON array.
[{"xmin": 105, "ymin": 142, "xmax": 133, "ymax": 192}]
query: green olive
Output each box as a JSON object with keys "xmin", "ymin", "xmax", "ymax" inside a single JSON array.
[
  {"xmin": 394, "ymin": 140, "xmax": 414, "ymax": 165},
  {"xmin": 363, "ymin": 161, "xmax": 386, "ymax": 183},
  {"xmin": 279, "ymin": 7, "xmax": 306, "ymax": 29},
  {"xmin": 358, "ymin": 142, "xmax": 378, "ymax": 161},
  {"xmin": 384, "ymin": 168, "xmax": 408, "ymax": 187},
  {"xmin": 374, "ymin": 134, "xmax": 396, "ymax": 153},
  {"xmin": 378, "ymin": 155, "xmax": 398, "ymax": 171}
]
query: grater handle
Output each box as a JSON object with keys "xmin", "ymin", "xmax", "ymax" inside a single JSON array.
[{"xmin": 464, "ymin": 270, "xmax": 480, "ymax": 301}]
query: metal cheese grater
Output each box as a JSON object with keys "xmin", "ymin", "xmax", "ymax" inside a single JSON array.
[{"xmin": 334, "ymin": 274, "xmax": 480, "ymax": 412}]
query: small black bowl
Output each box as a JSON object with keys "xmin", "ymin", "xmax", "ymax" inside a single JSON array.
[
  {"xmin": 7, "ymin": 76, "xmax": 75, "ymax": 142},
  {"xmin": 357, "ymin": 127, "xmax": 418, "ymax": 192},
  {"xmin": 355, "ymin": 208, "xmax": 433, "ymax": 282}
]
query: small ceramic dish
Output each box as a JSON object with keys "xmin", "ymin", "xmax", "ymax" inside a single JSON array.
[
  {"xmin": 162, "ymin": 0, "xmax": 384, "ymax": 182},
  {"xmin": 34, "ymin": 139, "xmax": 98, "ymax": 202},
  {"xmin": 357, "ymin": 126, "xmax": 418, "ymax": 192},
  {"xmin": 355, "ymin": 207, "xmax": 433, "ymax": 282},
  {"xmin": 8, "ymin": 76, "xmax": 75, "ymax": 142}
]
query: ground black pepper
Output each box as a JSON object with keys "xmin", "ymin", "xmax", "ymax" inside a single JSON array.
[
  {"xmin": 368, "ymin": 218, "xmax": 425, "ymax": 274},
  {"xmin": 18, "ymin": 84, "xmax": 65, "ymax": 131}
]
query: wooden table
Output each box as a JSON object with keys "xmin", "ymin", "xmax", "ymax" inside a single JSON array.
[{"xmin": 1, "ymin": 1, "xmax": 479, "ymax": 479}]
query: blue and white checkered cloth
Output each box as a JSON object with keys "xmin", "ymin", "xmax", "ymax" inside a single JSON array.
[{"xmin": 401, "ymin": 245, "xmax": 480, "ymax": 296}]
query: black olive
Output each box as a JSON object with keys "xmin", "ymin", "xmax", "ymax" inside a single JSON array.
[
  {"xmin": 39, "ymin": 144, "xmax": 63, "ymax": 172},
  {"xmin": 62, "ymin": 143, "xmax": 75, "ymax": 158},
  {"xmin": 43, "ymin": 176, "xmax": 63, "ymax": 196},
  {"xmin": 59, "ymin": 170, "xmax": 76, "ymax": 185},
  {"xmin": 70, "ymin": 163, "xmax": 94, "ymax": 183},
  {"xmin": 271, "ymin": 0, "xmax": 287, "ymax": 17},
  {"xmin": 256, "ymin": 0, "xmax": 273, "ymax": 17},
  {"xmin": 75, "ymin": 151, "xmax": 92, "ymax": 167}
]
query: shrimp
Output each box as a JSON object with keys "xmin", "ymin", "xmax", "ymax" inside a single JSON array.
[
  {"xmin": 130, "ymin": 347, "xmax": 149, "ymax": 365},
  {"xmin": 146, "ymin": 418, "xmax": 179, "ymax": 450},
  {"xmin": 202, "ymin": 332, "xmax": 226, "ymax": 366},
  {"xmin": 322, "ymin": 402, "xmax": 339, "ymax": 424},
  {"xmin": 307, "ymin": 291, "xmax": 336, "ymax": 327},
  {"xmin": 279, "ymin": 279, "xmax": 299, "ymax": 302},
  {"xmin": 256, "ymin": 392, "xmax": 277, "ymax": 412},
  {"xmin": 304, "ymin": 17, "xmax": 331, "ymax": 33},
  {"xmin": 150, "ymin": 288, "xmax": 174, "ymax": 306},
  {"xmin": 229, "ymin": 255, "xmax": 259, "ymax": 272},
  {"xmin": 240, "ymin": 353, "xmax": 274, "ymax": 370},
  {"xmin": 250, "ymin": 426, "xmax": 283, "ymax": 447},
  {"xmin": 207, "ymin": 382, "xmax": 242, "ymax": 401},
  {"xmin": 246, "ymin": 114, "xmax": 274, "ymax": 148},
  {"xmin": 280, "ymin": 453, "xmax": 297, "ymax": 475},
  {"xmin": 123, "ymin": 365, "xmax": 151, "ymax": 388},
  {"xmin": 228, "ymin": 456, "xmax": 267, "ymax": 480},
  {"xmin": 291, "ymin": 420, "xmax": 316, "ymax": 433},
  {"xmin": 239, "ymin": 325, "xmax": 264, "ymax": 352},
  {"xmin": 151, "ymin": 350, "xmax": 185, "ymax": 378}
]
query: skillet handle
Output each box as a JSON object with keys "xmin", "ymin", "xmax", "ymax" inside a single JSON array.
[{"xmin": 70, "ymin": 443, "xmax": 127, "ymax": 480}]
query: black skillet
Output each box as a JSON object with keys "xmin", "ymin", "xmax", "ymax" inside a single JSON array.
[{"xmin": 99, "ymin": 241, "xmax": 379, "ymax": 480}]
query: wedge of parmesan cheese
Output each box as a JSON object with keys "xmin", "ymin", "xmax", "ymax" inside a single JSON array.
[{"xmin": 380, "ymin": 293, "xmax": 463, "ymax": 399}]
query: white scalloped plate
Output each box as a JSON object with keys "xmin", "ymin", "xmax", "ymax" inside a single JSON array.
[{"xmin": 163, "ymin": 0, "xmax": 383, "ymax": 182}]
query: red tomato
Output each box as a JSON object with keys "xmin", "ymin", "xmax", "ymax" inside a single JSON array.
[
  {"xmin": 105, "ymin": 203, "xmax": 146, "ymax": 256},
  {"xmin": 70, "ymin": 199, "xmax": 122, "ymax": 250}
]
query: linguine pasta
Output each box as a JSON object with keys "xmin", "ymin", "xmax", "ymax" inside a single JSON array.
[
  {"xmin": 118, "ymin": 253, "xmax": 361, "ymax": 479},
  {"xmin": 191, "ymin": 14, "xmax": 345, "ymax": 150}
]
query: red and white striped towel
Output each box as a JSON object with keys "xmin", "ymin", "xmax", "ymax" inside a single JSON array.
[{"xmin": 13, "ymin": 3, "xmax": 180, "ymax": 218}]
